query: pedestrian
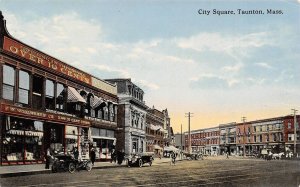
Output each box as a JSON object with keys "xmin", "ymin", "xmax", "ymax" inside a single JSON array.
[
  {"xmin": 90, "ymin": 148, "xmax": 96, "ymax": 166},
  {"xmin": 117, "ymin": 150, "xmax": 125, "ymax": 165},
  {"xmin": 45, "ymin": 147, "xmax": 51, "ymax": 169},
  {"xmin": 170, "ymin": 152, "xmax": 176, "ymax": 166},
  {"xmin": 73, "ymin": 147, "xmax": 79, "ymax": 160},
  {"xmin": 226, "ymin": 152, "xmax": 229, "ymax": 159},
  {"xmin": 111, "ymin": 149, "xmax": 116, "ymax": 163}
]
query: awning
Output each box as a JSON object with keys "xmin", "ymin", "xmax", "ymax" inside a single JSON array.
[
  {"xmin": 153, "ymin": 144, "xmax": 163, "ymax": 150},
  {"xmin": 164, "ymin": 145, "xmax": 179, "ymax": 152},
  {"xmin": 67, "ymin": 87, "xmax": 86, "ymax": 103},
  {"xmin": 91, "ymin": 96, "xmax": 105, "ymax": 109}
]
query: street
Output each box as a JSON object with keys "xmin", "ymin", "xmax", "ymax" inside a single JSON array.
[{"xmin": 0, "ymin": 157, "xmax": 299, "ymax": 187}]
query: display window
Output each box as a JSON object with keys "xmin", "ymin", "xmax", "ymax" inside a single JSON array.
[
  {"xmin": 2, "ymin": 116, "xmax": 44, "ymax": 164},
  {"xmin": 91, "ymin": 127, "xmax": 115, "ymax": 160}
]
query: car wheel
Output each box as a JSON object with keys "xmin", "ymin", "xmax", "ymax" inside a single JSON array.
[
  {"xmin": 68, "ymin": 163, "xmax": 76, "ymax": 173},
  {"xmin": 138, "ymin": 159, "xmax": 143, "ymax": 167},
  {"xmin": 86, "ymin": 161, "xmax": 92, "ymax": 172}
]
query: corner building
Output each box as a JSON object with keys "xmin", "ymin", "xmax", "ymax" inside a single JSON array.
[
  {"xmin": 105, "ymin": 79, "xmax": 147, "ymax": 155},
  {"xmin": 0, "ymin": 13, "xmax": 118, "ymax": 165}
]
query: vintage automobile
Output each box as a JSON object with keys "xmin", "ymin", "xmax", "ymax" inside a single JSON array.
[
  {"xmin": 51, "ymin": 155, "xmax": 92, "ymax": 173},
  {"xmin": 127, "ymin": 152, "xmax": 154, "ymax": 167},
  {"xmin": 183, "ymin": 152, "xmax": 203, "ymax": 160}
]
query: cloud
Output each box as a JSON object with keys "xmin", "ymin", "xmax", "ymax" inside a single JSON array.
[
  {"xmin": 134, "ymin": 79, "xmax": 160, "ymax": 91},
  {"xmin": 254, "ymin": 62, "xmax": 273, "ymax": 69},
  {"xmin": 190, "ymin": 74, "xmax": 230, "ymax": 89}
]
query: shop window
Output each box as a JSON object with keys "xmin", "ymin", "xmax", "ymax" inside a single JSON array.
[
  {"xmin": 45, "ymin": 80, "xmax": 55, "ymax": 110},
  {"xmin": 32, "ymin": 75, "xmax": 43, "ymax": 110},
  {"xmin": 18, "ymin": 70, "xmax": 29, "ymax": 105},
  {"xmin": 56, "ymin": 83, "xmax": 65, "ymax": 111},
  {"xmin": 2, "ymin": 117, "xmax": 44, "ymax": 163},
  {"xmin": 2, "ymin": 65, "xmax": 15, "ymax": 101}
]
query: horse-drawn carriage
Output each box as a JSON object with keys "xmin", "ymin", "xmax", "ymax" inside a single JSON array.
[{"xmin": 183, "ymin": 152, "xmax": 203, "ymax": 160}]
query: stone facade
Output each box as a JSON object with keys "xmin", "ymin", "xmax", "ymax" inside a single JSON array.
[{"xmin": 106, "ymin": 79, "xmax": 148, "ymax": 155}]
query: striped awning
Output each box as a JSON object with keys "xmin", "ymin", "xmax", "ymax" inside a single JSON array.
[
  {"xmin": 67, "ymin": 87, "xmax": 86, "ymax": 103},
  {"xmin": 91, "ymin": 96, "xmax": 104, "ymax": 109}
]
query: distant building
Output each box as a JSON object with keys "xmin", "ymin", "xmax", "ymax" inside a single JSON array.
[
  {"xmin": 174, "ymin": 133, "xmax": 185, "ymax": 151},
  {"xmin": 145, "ymin": 106, "xmax": 165, "ymax": 156}
]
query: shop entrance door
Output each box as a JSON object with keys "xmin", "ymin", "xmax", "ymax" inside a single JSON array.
[{"xmin": 44, "ymin": 123, "xmax": 64, "ymax": 154}]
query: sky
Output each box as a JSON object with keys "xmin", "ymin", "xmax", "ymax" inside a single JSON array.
[{"xmin": 0, "ymin": 0, "xmax": 300, "ymax": 133}]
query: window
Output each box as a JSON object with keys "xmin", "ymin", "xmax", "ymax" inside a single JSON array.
[
  {"xmin": 266, "ymin": 134, "xmax": 269, "ymax": 142},
  {"xmin": 45, "ymin": 80, "xmax": 55, "ymax": 109},
  {"xmin": 254, "ymin": 136, "xmax": 257, "ymax": 142},
  {"xmin": 273, "ymin": 134, "xmax": 277, "ymax": 142},
  {"xmin": 288, "ymin": 122, "xmax": 291, "ymax": 129},
  {"xmin": 56, "ymin": 83, "xmax": 65, "ymax": 111},
  {"xmin": 253, "ymin": 126, "xmax": 256, "ymax": 132},
  {"xmin": 19, "ymin": 70, "xmax": 29, "ymax": 105},
  {"xmin": 259, "ymin": 135, "xmax": 262, "ymax": 142},
  {"xmin": 288, "ymin": 134, "xmax": 293, "ymax": 141},
  {"xmin": 32, "ymin": 76, "xmax": 43, "ymax": 110},
  {"xmin": 3, "ymin": 65, "xmax": 15, "ymax": 101}
]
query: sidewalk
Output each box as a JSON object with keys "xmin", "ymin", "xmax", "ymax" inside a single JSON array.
[{"xmin": 0, "ymin": 157, "xmax": 183, "ymax": 178}]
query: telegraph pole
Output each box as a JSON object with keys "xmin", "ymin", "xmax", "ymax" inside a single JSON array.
[
  {"xmin": 292, "ymin": 109, "xmax": 298, "ymax": 156},
  {"xmin": 185, "ymin": 112, "xmax": 193, "ymax": 154},
  {"xmin": 181, "ymin": 124, "xmax": 183, "ymax": 159},
  {"xmin": 242, "ymin": 116, "xmax": 247, "ymax": 157}
]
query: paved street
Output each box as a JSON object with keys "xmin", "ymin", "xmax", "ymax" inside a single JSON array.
[{"xmin": 0, "ymin": 157, "xmax": 299, "ymax": 187}]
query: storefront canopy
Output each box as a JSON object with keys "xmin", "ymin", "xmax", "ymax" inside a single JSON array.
[
  {"xmin": 67, "ymin": 87, "xmax": 86, "ymax": 103},
  {"xmin": 91, "ymin": 96, "xmax": 105, "ymax": 109},
  {"xmin": 153, "ymin": 144, "xmax": 163, "ymax": 150},
  {"xmin": 164, "ymin": 145, "xmax": 179, "ymax": 152}
]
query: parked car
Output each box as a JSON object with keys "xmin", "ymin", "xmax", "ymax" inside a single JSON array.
[
  {"xmin": 51, "ymin": 155, "xmax": 92, "ymax": 173},
  {"xmin": 127, "ymin": 152, "xmax": 154, "ymax": 167}
]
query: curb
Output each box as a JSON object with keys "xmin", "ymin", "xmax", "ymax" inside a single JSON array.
[{"xmin": 0, "ymin": 159, "xmax": 187, "ymax": 178}]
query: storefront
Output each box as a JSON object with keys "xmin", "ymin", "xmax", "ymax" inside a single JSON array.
[
  {"xmin": 91, "ymin": 127, "xmax": 115, "ymax": 161},
  {"xmin": 0, "ymin": 104, "xmax": 91, "ymax": 165}
]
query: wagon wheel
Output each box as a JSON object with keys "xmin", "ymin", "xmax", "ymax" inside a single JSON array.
[
  {"xmin": 68, "ymin": 163, "xmax": 76, "ymax": 173},
  {"xmin": 138, "ymin": 159, "xmax": 143, "ymax": 167}
]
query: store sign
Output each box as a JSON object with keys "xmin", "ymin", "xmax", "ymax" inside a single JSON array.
[
  {"xmin": 3, "ymin": 36, "xmax": 92, "ymax": 85},
  {"xmin": 0, "ymin": 104, "xmax": 90, "ymax": 126}
]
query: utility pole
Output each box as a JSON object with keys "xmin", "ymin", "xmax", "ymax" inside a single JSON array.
[
  {"xmin": 242, "ymin": 116, "xmax": 247, "ymax": 157},
  {"xmin": 181, "ymin": 124, "xmax": 183, "ymax": 159},
  {"xmin": 292, "ymin": 109, "xmax": 298, "ymax": 156},
  {"xmin": 185, "ymin": 112, "xmax": 193, "ymax": 154}
]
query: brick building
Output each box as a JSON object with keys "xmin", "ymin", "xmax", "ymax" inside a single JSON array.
[{"xmin": 0, "ymin": 12, "xmax": 118, "ymax": 165}]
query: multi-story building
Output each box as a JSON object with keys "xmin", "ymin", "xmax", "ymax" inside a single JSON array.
[
  {"xmin": 174, "ymin": 133, "xmax": 185, "ymax": 151},
  {"xmin": 145, "ymin": 106, "xmax": 165, "ymax": 155},
  {"xmin": 219, "ymin": 122, "xmax": 237, "ymax": 155},
  {"xmin": 187, "ymin": 115, "xmax": 300, "ymax": 156},
  {"xmin": 185, "ymin": 127, "xmax": 220, "ymax": 155},
  {"xmin": 105, "ymin": 79, "xmax": 147, "ymax": 155},
  {"xmin": 0, "ymin": 13, "xmax": 118, "ymax": 165}
]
